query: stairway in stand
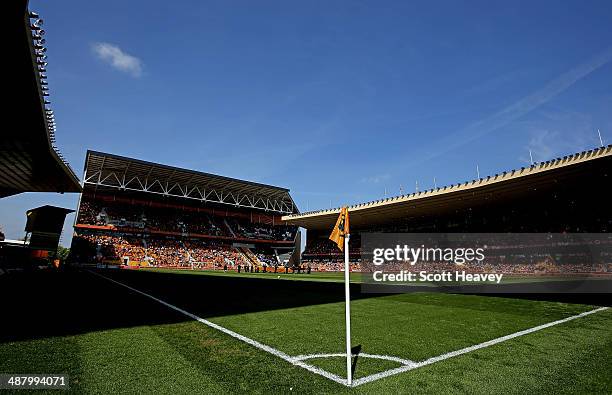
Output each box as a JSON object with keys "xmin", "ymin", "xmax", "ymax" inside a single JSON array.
[
  {"xmin": 235, "ymin": 246, "xmax": 262, "ymax": 268},
  {"xmin": 223, "ymin": 218, "xmax": 237, "ymax": 237}
]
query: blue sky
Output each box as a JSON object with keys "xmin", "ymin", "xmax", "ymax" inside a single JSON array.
[{"xmin": 2, "ymin": 0, "xmax": 611, "ymax": 244}]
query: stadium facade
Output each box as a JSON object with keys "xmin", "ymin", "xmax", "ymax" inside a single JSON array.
[
  {"xmin": 283, "ymin": 145, "xmax": 612, "ymax": 271},
  {"xmin": 71, "ymin": 151, "xmax": 299, "ymax": 270}
]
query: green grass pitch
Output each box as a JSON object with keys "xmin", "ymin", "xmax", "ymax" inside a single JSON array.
[{"xmin": 0, "ymin": 268, "xmax": 610, "ymax": 393}]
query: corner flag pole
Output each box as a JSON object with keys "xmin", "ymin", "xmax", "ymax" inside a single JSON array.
[
  {"xmin": 329, "ymin": 207, "xmax": 352, "ymax": 386},
  {"xmin": 344, "ymin": 233, "xmax": 352, "ymax": 386}
]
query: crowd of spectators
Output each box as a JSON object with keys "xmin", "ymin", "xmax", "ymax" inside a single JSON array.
[
  {"xmin": 303, "ymin": 258, "xmax": 611, "ymax": 274},
  {"xmin": 77, "ymin": 201, "xmax": 106, "ymax": 226},
  {"xmin": 302, "ymin": 234, "xmax": 612, "ymax": 275},
  {"xmin": 302, "ymin": 236, "xmax": 361, "ymax": 256},
  {"xmin": 227, "ymin": 219, "xmax": 295, "ymax": 241},
  {"xmin": 77, "ymin": 198, "xmax": 296, "ymax": 242},
  {"xmin": 253, "ymin": 248, "xmax": 278, "ymax": 266},
  {"xmin": 302, "ymin": 260, "xmax": 361, "ymax": 272},
  {"xmin": 73, "ymin": 234, "xmax": 146, "ymax": 261},
  {"xmin": 182, "ymin": 240, "xmax": 245, "ymax": 268},
  {"xmin": 72, "ymin": 233, "xmax": 247, "ymax": 268},
  {"xmin": 305, "ymin": 254, "xmax": 612, "ymax": 274},
  {"xmin": 359, "ymin": 258, "xmax": 612, "ymax": 274}
]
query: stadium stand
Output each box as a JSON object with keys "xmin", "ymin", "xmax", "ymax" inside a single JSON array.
[
  {"xmin": 1, "ymin": 2, "xmax": 81, "ymax": 272},
  {"xmin": 286, "ymin": 145, "xmax": 612, "ymax": 274},
  {"xmin": 2, "ymin": 0, "xmax": 80, "ymax": 198},
  {"xmin": 71, "ymin": 151, "xmax": 298, "ymax": 270}
]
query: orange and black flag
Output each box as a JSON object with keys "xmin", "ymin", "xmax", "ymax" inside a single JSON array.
[{"xmin": 329, "ymin": 206, "xmax": 350, "ymax": 251}]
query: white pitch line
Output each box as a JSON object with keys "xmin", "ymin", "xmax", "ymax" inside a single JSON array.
[
  {"xmin": 352, "ymin": 306, "xmax": 609, "ymax": 387},
  {"xmin": 89, "ymin": 270, "xmax": 608, "ymax": 389},
  {"xmin": 293, "ymin": 352, "xmax": 415, "ymax": 366},
  {"xmin": 87, "ymin": 270, "xmax": 349, "ymax": 387}
]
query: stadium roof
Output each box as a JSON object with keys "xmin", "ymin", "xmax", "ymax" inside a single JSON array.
[
  {"xmin": 282, "ymin": 145, "xmax": 612, "ymax": 230},
  {"xmin": 1, "ymin": 0, "xmax": 81, "ymax": 198},
  {"xmin": 82, "ymin": 150, "xmax": 298, "ymax": 214}
]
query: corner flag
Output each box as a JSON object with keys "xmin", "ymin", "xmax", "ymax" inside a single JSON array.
[
  {"xmin": 330, "ymin": 206, "xmax": 353, "ymax": 386},
  {"xmin": 329, "ymin": 206, "xmax": 350, "ymax": 251}
]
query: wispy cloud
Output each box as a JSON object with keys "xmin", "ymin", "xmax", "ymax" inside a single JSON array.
[
  {"xmin": 461, "ymin": 69, "xmax": 527, "ymax": 98},
  {"xmin": 401, "ymin": 46, "xmax": 612, "ymax": 168},
  {"xmin": 519, "ymin": 110, "xmax": 599, "ymax": 164},
  {"xmin": 522, "ymin": 129, "xmax": 558, "ymax": 163},
  {"xmin": 92, "ymin": 42, "xmax": 143, "ymax": 77}
]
